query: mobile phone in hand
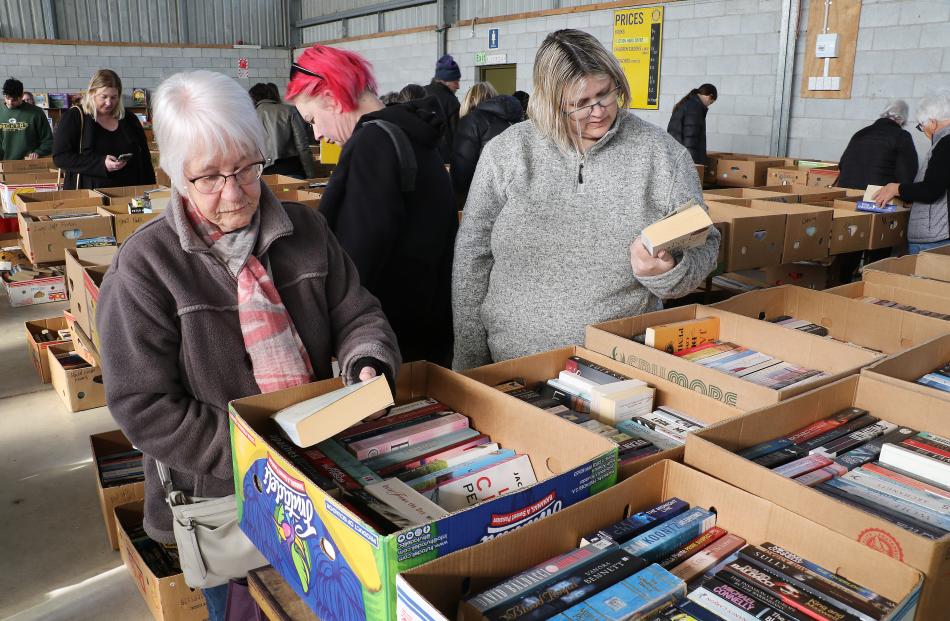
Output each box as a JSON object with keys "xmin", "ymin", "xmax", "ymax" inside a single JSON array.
[{"xmin": 117, "ymin": 153, "xmax": 133, "ymax": 162}]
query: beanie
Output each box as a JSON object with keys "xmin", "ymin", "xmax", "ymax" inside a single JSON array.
[{"xmin": 434, "ymin": 55, "xmax": 461, "ymax": 82}]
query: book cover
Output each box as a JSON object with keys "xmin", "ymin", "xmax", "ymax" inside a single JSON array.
[
  {"xmin": 656, "ymin": 526, "xmax": 727, "ymax": 569},
  {"xmin": 810, "ymin": 421, "xmax": 898, "ymax": 458},
  {"xmin": 880, "ymin": 442, "xmax": 950, "ymax": 487},
  {"xmin": 824, "ymin": 476, "xmax": 950, "ymax": 531},
  {"xmin": 690, "ymin": 578, "xmax": 797, "ymax": 621},
  {"xmin": 385, "ymin": 397, "xmax": 440, "ymax": 417},
  {"xmin": 368, "ymin": 429, "xmax": 487, "ymax": 476},
  {"xmin": 555, "ymin": 564, "xmax": 686, "ymax": 621},
  {"xmin": 410, "ymin": 448, "xmax": 517, "ymax": 494},
  {"xmin": 396, "ymin": 442, "xmax": 501, "ymax": 481},
  {"xmin": 773, "ymin": 454, "xmax": 833, "ymax": 478},
  {"xmin": 336, "ymin": 399, "xmax": 448, "ymax": 442},
  {"xmin": 703, "ymin": 572, "xmax": 803, "ymax": 620},
  {"xmin": 430, "ymin": 454, "xmax": 537, "ymax": 512},
  {"xmin": 346, "ymin": 411, "xmax": 471, "ymax": 459},
  {"xmin": 816, "ymin": 481, "xmax": 946, "ymax": 539},
  {"xmin": 621, "ymin": 508, "xmax": 717, "ymax": 563},
  {"xmin": 581, "ymin": 498, "xmax": 689, "ymax": 547},
  {"xmin": 794, "ymin": 416, "xmax": 881, "ymax": 454},
  {"xmin": 641, "ymin": 202, "xmax": 713, "ymax": 257},
  {"xmin": 362, "ymin": 478, "xmax": 449, "ymax": 526},
  {"xmin": 645, "ymin": 317, "xmax": 720, "ymax": 354},
  {"xmin": 131, "ymin": 87, "xmax": 148, "ymax": 107},
  {"xmin": 861, "ymin": 462, "xmax": 950, "ymax": 498},
  {"xmin": 793, "ymin": 464, "xmax": 847, "ymax": 487},
  {"xmin": 738, "ymin": 438, "xmax": 793, "ymax": 461},
  {"xmin": 787, "ymin": 409, "xmax": 869, "ymax": 445},
  {"xmin": 752, "ymin": 446, "xmax": 805, "ymax": 469},
  {"xmin": 840, "ymin": 470, "xmax": 950, "ymax": 528},
  {"xmin": 669, "ymin": 533, "xmax": 746, "ymax": 583},
  {"xmin": 314, "ymin": 438, "xmax": 382, "ymax": 486},
  {"xmin": 564, "ymin": 356, "xmax": 631, "ymax": 384},
  {"xmin": 833, "ymin": 426, "xmax": 916, "ymax": 471}
]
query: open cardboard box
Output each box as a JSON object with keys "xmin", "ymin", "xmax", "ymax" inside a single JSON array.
[
  {"xmin": 807, "ymin": 167, "xmax": 840, "ymax": 187},
  {"xmin": 90, "ymin": 430, "xmax": 145, "ymax": 550},
  {"xmin": 706, "ymin": 202, "xmax": 784, "ymax": 271},
  {"xmin": 396, "ymin": 460, "xmax": 923, "ymax": 621},
  {"xmin": 64, "ymin": 247, "xmax": 116, "ymax": 342},
  {"xmin": 833, "ymin": 200, "xmax": 909, "ymax": 250},
  {"xmin": 24, "ymin": 315, "xmax": 70, "ymax": 383},
  {"xmin": 863, "ymin": 334, "xmax": 950, "ymax": 402},
  {"xmin": 863, "ymin": 253, "xmax": 950, "ymax": 287},
  {"xmin": 228, "ymin": 361, "xmax": 619, "ymax": 621},
  {"xmin": 4, "ymin": 268, "xmax": 66, "ymax": 307},
  {"xmin": 766, "ymin": 165, "xmax": 811, "ymax": 186},
  {"xmin": 17, "ymin": 206, "xmax": 114, "ymax": 264},
  {"xmin": 584, "ymin": 304, "xmax": 883, "ymax": 410},
  {"xmin": 703, "ymin": 187, "xmax": 796, "ymax": 205},
  {"xmin": 94, "ymin": 185, "xmax": 164, "ymax": 203},
  {"xmin": 279, "ymin": 189, "xmax": 322, "ymax": 209},
  {"xmin": 115, "ymin": 502, "xmax": 208, "ymax": 621},
  {"xmin": 761, "ymin": 261, "xmax": 834, "ymax": 290},
  {"xmin": 0, "ymin": 175, "xmax": 59, "ymax": 214},
  {"xmin": 921, "ymin": 243, "xmax": 950, "ymax": 257},
  {"xmin": 684, "ymin": 374, "xmax": 949, "ymax": 619},
  {"xmin": 712, "ymin": 285, "xmax": 949, "ymax": 354},
  {"xmin": 757, "ymin": 184, "xmax": 847, "ymax": 203},
  {"xmin": 826, "ymin": 279, "xmax": 950, "ymax": 318},
  {"xmin": 96, "ymin": 205, "xmax": 161, "ymax": 244},
  {"xmin": 261, "ymin": 174, "xmax": 310, "ymax": 193},
  {"xmin": 828, "ymin": 209, "xmax": 872, "ymax": 254},
  {"xmin": 713, "ymin": 156, "xmax": 787, "ymax": 187},
  {"xmin": 746, "ymin": 199, "xmax": 833, "ymax": 262},
  {"xmin": 47, "ymin": 342, "xmax": 105, "ymax": 412},
  {"xmin": 0, "ymin": 157, "xmax": 54, "ymax": 173},
  {"xmin": 461, "ymin": 345, "xmax": 744, "ymax": 480},
  {"xmin": 14, "ymin": 189, "xmax": 105, "ymax": 212}
]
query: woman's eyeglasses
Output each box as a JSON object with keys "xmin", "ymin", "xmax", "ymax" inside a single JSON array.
[
  {"xmin": 290, "ymin": 63, "xmax": 325, "ymax": 81},
  {"xmin": 188, "ymin": 161, "xmax": 264, "ymax": 195},
  {"xmin": 563, "ymin": 85, "xmax": 621, "ymax": 121}
]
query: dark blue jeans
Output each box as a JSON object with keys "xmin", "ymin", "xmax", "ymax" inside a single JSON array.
[
  {"xmin": 908, "ymin": 240, "xmax": 950, "ymax": 255},
  {"xmin": 202, "ymin": 584, "xmax": 229, "ymax": 621}
]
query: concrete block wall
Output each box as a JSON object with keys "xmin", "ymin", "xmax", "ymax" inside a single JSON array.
[{"xmin": 0, "ymin": 42, "xmax": 293, "ymax": 104}]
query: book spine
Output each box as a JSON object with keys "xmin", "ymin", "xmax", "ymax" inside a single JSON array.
[
  {"xmin": 616, "ymin": 420, "xmax": 683, "ymax": 451},
  {"xmin": 338, "ymin": 408, "xmax": 449, "ymax": 444},
  {"xmin": 739, "ymin": 438, "xmax": 793, "ymax": 460},
  {"xmin": 773, "ymin": 455, "xmax": 833, "ymax": 478},
  {"xmin": 396, "ymin": 443, "xmax": 501, "ymax": 481},
  {"xmin": 669, "ymin": 534, "xmax": 746, "ymax": 583},
  {"xmin": 363, "ymin": 478, "xmax": 447, "ymax": 524},
  {"xmin": 815, "ymin": 482, "xmax": 945, "ymax": 540},
  {"xmin": 699, "ymin": 578, "xmax": 799, "ymax": 621},
  {"xmin": 385, "ymin": 397, "xmax": 440, "ymax": 417},
  {"xmin": 879, "ymin": 443, "xmax": 950, "ymax": 487},
  {"xmin": 786, "ymin": 409, "xmax": 868, "ymax": 444},
  {"xmin": 555, "ymin": 564, "xmax": 686, "ymax": 621},
  {"xmin": 364, "ymin": 428, "xmax": 481, "ymax": 472},
  {"xmin": 582, "ymin": 498, "xmax": 689, "ymax": 546},
  {"xmin": 348, "ymin": 413, "xmax": 471, "ymax": 459},
  {"xmin": 792, "ymin": 464, "xmax": 847, "ymax": 487},
  {"xmin": 412, "ymin": 449, "xmax": 517, "ymax": 495},
  {"xmin": 377, "ymin": 433, "xmax": 490, "ymax": 477},
  {"xmin": 753, "ymin": 447, "xmax": 806, "ymax": 469},
  {"xmin": 710, "ymin": 571, "xmax": 810, "ymax": 621},
  {"xmin": 824, "ymin": 476, "xmax": 950, "ymax": 530},
  {"xmin": 860, "ymin": 463, "xmax": 950, "ymax": 499},
  {"xmin": 901, "ymin": 438, "xmax": 950, "ymax": 462},
  {"xmin": 838, "ymin": 472, "xmax": 950, "ymax": 529},
  {"xmin": 833, "ymin": 427, "xmax": 916, "ymax": 471},
  {"xmin": 657, "ymin": 527, "xmax": 727, "ymax": 569},
  {"xmin": 316, "ymin": 439, "xmax": 382, "ymax": 486},
  {"xmin": 564, "ymin": 356, "xmax": 631, "ymax": 384},
  {"xmin": 810, "ymin": 422, "xmax": 898, "ymax": 458},
  {"xmin": 676, "ymin": 600, "xmax": 737, "ymax": 621},
  {"xmin": 794, "ymin": 417, "xmax": 881, "ymax": 453},
  {"xmin": 917, "ymin": 431, "xmax": 950, "ymax": 452},
  {"xmin": 622, "ymin": 508, "xmax": 717, "ymax": 563}
]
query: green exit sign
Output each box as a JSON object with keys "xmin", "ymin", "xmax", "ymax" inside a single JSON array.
[{"xmin": 474, "ymin": 51, "xmax": 487, "ymax": 65}]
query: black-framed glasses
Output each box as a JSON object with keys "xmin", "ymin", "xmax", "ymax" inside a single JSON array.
[
  {"xmin": 290, "ymin": 63, "xmax": 325, "ymax": 81},
  {"xmin": 563, "ymin": 85, "xmax": 621, "ymax": 121},
  {"xmin": 916, "ymin": 123, "xmax": 924, "ymax": 133},
  {"xmin": 188, "ymin": 161, "xmax": 264, "ymax": 195}
]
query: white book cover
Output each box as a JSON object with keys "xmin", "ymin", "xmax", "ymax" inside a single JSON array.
[
  {"xmin": 364, "ymin": 478, "xmax": 449, "ymax": 526},
  {"xmin": 271, "ymin": 377, "xmax": 388, "ymax": 446},
  {"xmin": 880, "ymin": 443, "xmax": 950, "ymax": 488},
  {"xmin": 430, "ymin": 454, "xmax": 537, "ymax": 512}
]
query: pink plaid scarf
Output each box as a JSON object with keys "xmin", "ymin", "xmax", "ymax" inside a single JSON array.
[{"xmin": 183, "ymin": 199, "xmax": 313, "ymax": 393}]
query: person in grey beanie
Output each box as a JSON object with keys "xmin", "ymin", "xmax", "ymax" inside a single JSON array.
[{"xmin": 425, "ymin": 54, "xmax": 462, "ymax": 162}]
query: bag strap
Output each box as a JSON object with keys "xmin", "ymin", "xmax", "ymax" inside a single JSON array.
[
  {"xmin": 363, "ymin": 119, "xmax": 417, "ymax": 193},
  {"xmin": 69, "ymin": 106, "xmax": 84, "ymax": 190},
  {"xmin": 154, "ymin": 460, "xmax": 189, "ymax": 507}
]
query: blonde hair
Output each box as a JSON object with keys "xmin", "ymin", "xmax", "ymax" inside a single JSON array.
[
  {"xmin": 460, "ymin": 82, "xmax": 498, "ymax": 117},
  {"xmin": 528, "ymin": 29, "xmax": 630, "ymax": 152},
  {"xmin": 81, "ymin": 69, "xmax": 125, "ymax": 120}
]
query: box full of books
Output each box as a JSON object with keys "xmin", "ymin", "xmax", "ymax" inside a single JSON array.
[
  {"xmin": 17, "ymin": 206, "xmax": 114, "ymax": 265},
  {"xmin": 228, "ymin": 361, "xmax": 619, "ymax": 621},
  {"xmin": 585, "ymin": 305, "xmax": 883, "ymax": 410},
  {"xmin": 712, "ymin": 285, "xmax": 949, "ymax": 355},
  {"xmin": 91, "ymin": 430, "xmax": 145, "ymax": 549},
  {"xmin": 3, "ymin": 263, "xmax": 66, "ymax": 307},
  {"xmin": 706, "ymin": 202, "xmax": 785, "ymax": 272},
  {"xmin": 47, "ymin": 343, "xmax": 105, "ymax": 412},
  {"xmin": 830, "ymin": 199, "xmax": 908, "ymax": 250},
  {"xmin": 463, "ymin": 346, "xmax": 743, "ymax": 479},
  {"xmin": 684, "ymin": 373, "xmax": 950, "ymax": 619},
  {"xmin": 863, "ymin": 254, "xmax": 950, "ymax": 291},
  {"xmin": 826, "ymin": 279, "xmax": 950, "ymax": 319},
  {"xmin": 396, "ymin": 460, "xmax": 922, "ymax": 621},
  {"xmin": 114, "ymin": 502, "xmax": 208, "ymax": 621},
  {"xmin": 863, "ymin": 334, "xmax": 950, "ymax": 402},
  {"xmin": 24, "ymin": 315, "xmax": 71, "ymax": 383},
  {"xmin": 13, "ymin": 189, "xmax": 105, "ymax": 212},
  {"xmin": 63, "ymin": 247, "xmax": 116, "ymax": 346}
]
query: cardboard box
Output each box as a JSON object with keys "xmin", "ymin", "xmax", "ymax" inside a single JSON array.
[
  {"xmin": 826, "ymin": 279, "xmax": 950, "ymax": 318},
  {"xmin": 24, "ymin": 316, "xmax": 70, "ymax": 382},
  {"xmin": 84, "ymin": 265, "xmax": 108, "ymax": 351},
  {"xmin": 640, "ymin": 204, "xmax": 713, "ymax": 256},
  {"xmin": 47, "ymin": 343, "xmax": 106, "ymax": 412},
  {"xmin": 712, "ymin": 285, "xmax": 950, "ymax": 354},
  {"xmin": 94, "ymin": 185, "xmax": 164, "ymax": 202},
  {"xmin": 0, "ymin": 176, "xmax": 59, "ymax": 214},
  {"xmin": 64, "ymin": 247, "xmax": 116, "ymax": 341},
  {"xmin": 760, "ymin": 184, "xmax": 848, "ymax": 203},
  {"xmin": 829, "ymin": 209, "xmax": 873, "ymax": 254},
  {"xmin": 807, "ymin": 167, "xmax": 840, "ymax": 187},
  {"xmin": 155, "ymin": 168, "xmax": 171, "ymax": 187},
  {"xmin": 69, "ymin": 319, "xmax": 101, "ymax": 368},
  {"xmin": 703, "ymin": 187, "xmax": 796, "ymax": 205},
  {"xmin": 694, "ymin": 164, "xmax": 704, "ymax": 185},
  {"xmin": 584, "ymin": 304, "xmax": 883, "ymax": 410},
  {"xmin": 17, "ymin": 206, "xmax": 114, "ymax": 264},
  {"xmin": 396, "ymin": 460, "xmax": 923, "ymax": 621},
  {"xmin": 684, "ymin": 374, "xmax": 949, "ymax": 619},
  {"xmin": 706, "ymin": 202, "xmax": 785, "ymax": 271},
  {"xmin": 745, "ymin": 199, "xmax": 833, "ymax": 262},
  {"xmin": 714, "ymin": 157, "xmax": 786, "ymax": 187},
  {"xmin": 0, "ymin": 157, "xmax": 54, "ymax": 173},
  {"xmin": 864, "ymin": 334, "xmax": 950, "ymax": 402},
  {"xmin": 90, "ymin": 430, "xmax": 145, "ymax": 550},
  {"xmin": 4, "ymin": 269, "xmax": 66, "ymax": 306},
  {"xmin": 229, "ymin": 361, "xmax": 619, "ymax": 621},
  {"xmin": 921, "ymin": 243, "xmax": 950, "ymax": 257},
  {"xmin": 97, "ymin": 205, "xmax": 161, "ymax": 244},
  {"xmin": 14, "ymin": 189, "xmax": 104, "ymax": 212},
  {"xmin": 833, "ymin": 200, "xmax": 909, "ymax": 250},
  {"xmin": 864, "ymin": 253, "xmax": 950, "ymax": 286},
  {"xmin": 278, "ymin": 189, "xmax": 322, "ymax": 210},
  {"xmin": 261, "ymin": 174, "xmax": 309, "ymax": 193},
  {"xmin": 761, "ymin": 261, "xmax": 832, "ymax": 290},
  {"xmin": 766, "ymin": 165, "xmax": 810, "ymax": 186},
  {"xmin": 115, "ymin": 502, "xmax": 208, "ymax": 621},
  {"xmin": 462, "ymin": 345, "xmax": 743, "ymax": 479}
]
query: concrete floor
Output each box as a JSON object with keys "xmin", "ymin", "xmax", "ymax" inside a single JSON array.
[{"xmin": 0, "ymin": 294, "xmax": 153, "ymax": 620}]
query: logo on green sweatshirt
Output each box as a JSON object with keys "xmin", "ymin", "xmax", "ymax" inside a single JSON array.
[{"xmin": 1, "ymin": 119, "xmax": 29, "ymax": 131}]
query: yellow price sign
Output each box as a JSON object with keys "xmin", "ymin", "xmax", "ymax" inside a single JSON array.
[{"xmin": 612, "ymin": 6, "xmax": 664, "ymax": 110}]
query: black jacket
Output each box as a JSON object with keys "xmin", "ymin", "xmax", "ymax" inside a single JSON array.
[
  {"xmin": 424, "ymin": 81, "xmax": 460, "ymax": 163},
  {"xmin": 319, "ymin": 98, "xmax": 458, "ymax": 365},
  {"xmin": 837, "ymin": 118, "xmax": 919, "ymax": 189},
  {"xmin": 52, "ymin": 107, "xmax": 155, "ymax": 190},
  {"xmin": 667, "ymin": 94, "xmax": 708, "ymax": 165},
  {"xmin": 451, "ymin": 95, "xmax": 523, "ymax": 195}
]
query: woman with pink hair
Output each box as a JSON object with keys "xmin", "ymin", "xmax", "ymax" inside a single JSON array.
[{"xmin": 287, "ymin": 45, "xmax": 458, "ymax": 366}]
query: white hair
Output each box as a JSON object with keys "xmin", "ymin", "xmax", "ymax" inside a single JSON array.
[
  {"xmin": 880, "ymin": 99, "xmax": 909, "ymax": 126},
  {"xmin": 153, "ymin": 70, "xmax": 267, "ymax": 193},
  {"xmin": 916, "ymin": 89, "xmax": 950, "ymax": 126}
]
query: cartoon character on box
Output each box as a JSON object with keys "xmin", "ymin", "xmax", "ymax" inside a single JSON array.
[{"xmin": 239, "ymin": 454, "xmax": 385, "ymax": 621}]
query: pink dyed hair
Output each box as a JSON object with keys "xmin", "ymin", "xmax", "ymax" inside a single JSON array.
[{"xmin": 286, "ymin": 45, "xmax": 378, "ymax": 111}]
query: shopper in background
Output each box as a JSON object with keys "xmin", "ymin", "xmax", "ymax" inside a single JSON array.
[
  {"xmin": 452, "ymin": 29, "xmax": 719, "ymax": 370},
  {"xmin": 288, "ymin": 45, "xmax": 458, "ymax": 365},
  {"xmin": 52, "ymin": 69, "xmax": 154, "ymax": 189},
  {"xmin": 513, "ymin": 90, "xmax": 530, "ymax": 120},
  {"xmin": 249, "ymin": 82, "xmax": 317, "ymax": 179},
  {"xmin": 666, "ymin": 83, "xmax": 717, "ymax": 165},
  {"xmin": 838, "ymin": 100, "xmax": 918, "ymax": 190},
  {"xmin": 875, "ymin": 91, "xmax": 950, "ymax": 254},
  {"xmin": 1, "ymin": 78, "xmax": 53, "ymax": 160},
  {"xmin": 424, "ymin": 54, "xmax": 462, "ymax": 162},
  {"xmin": 21, "ymin": 91, "xmax": 34, "ymax": 106},
  {"xmin": 97, "ymin": 70, "xmax": 399, "ymax": 621},
  {"xmin": 398, "ymin": 83, "xmax": 427, "ymax": 103},
  {"xmin": 452, "ymin": 85, "xmax": 523, "ymax": 196}
]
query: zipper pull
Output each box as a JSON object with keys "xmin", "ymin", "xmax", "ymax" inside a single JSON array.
[{"xmin": 578, "ymin": 162, "xmax": 584, "ymax": 184}]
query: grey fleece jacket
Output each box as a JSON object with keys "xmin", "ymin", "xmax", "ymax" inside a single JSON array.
[{"xmin": 452, "ymin": 112, "xmax": 720, "ymax": 370}]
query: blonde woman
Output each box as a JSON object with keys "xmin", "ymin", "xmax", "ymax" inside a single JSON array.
[
  {"xmin": 53, "ymin": 69, "xmax": 155, "ymax": 189},
  {"xmin": 460, "ymin": 81, "xmax": 498, "ymax": 117},
  {"xmin": 451, "ymin": 29, "xmax": 720, "ymax": 370}
]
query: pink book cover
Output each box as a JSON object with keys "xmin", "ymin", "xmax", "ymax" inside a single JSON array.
[
  {"xmin": 347, "ymin": 412, "xmax": 471, "ymax": 460},
  {"xmin": 431, "ymin": 454, "xmax": 537, "ymax": 512}
]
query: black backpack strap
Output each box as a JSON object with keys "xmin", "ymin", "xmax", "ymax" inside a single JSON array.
[{"xmin": 363, "ymin": 119, "xmax": 417, "ymax": 193}]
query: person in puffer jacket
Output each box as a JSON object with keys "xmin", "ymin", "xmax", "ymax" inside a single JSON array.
[
  {"xmin": 667, "ymin": 83, "xmax": 717, "ymax": 165},
  {"xmin": 451, "ymin": 93, "xmax": 524, "ymax": 196}
]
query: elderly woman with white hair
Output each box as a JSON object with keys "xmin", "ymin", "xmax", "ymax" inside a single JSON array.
[
  {"xmin": 452, "ymin": 29, "xmax": 719, "ymax": 370},
  {"xmin": 876, "ymin": 90, "xmax": 950, "ymax": 254},
  {"xmin": 837, "ymin": 100, "xmax": 918, "ymax": 191},
  {"xmin": 95, "ymin": 70, "xmax": 399, "ymax": 619}
]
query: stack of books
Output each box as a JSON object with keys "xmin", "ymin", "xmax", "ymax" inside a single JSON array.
[
  {"xmin": 917, "ymin": 363, "xmax": 950, "ymax": 393},
  {"xmin": 739, "ymin": 413, "xmax": 950, "ymax": 539},
  {"xmin": 126, "ymin": 523, "xmax": 181, "ymax": 578},
  {"xmin": 767, "ymin": 315, "xmax": 830, "ymax": 337},
  {"xmin": 857, "ymin": 296, "xmax": 950, "ymax": 321},
  {"xmin": 489, "ymin": 357, "xmax": 706, "ymax": 466},
  {"xmin": 464, "ymin": 497, "xmax": 898, "ymax": 621},
  {"xmin": 97, "ymin": 448, "xmax": 144, "ymax": 487},
  {"xmin": 53, "ymin": 350, "xmax": 91, "ymax": 371},
  {"xmin": 270, "ymin": 381, "xmax": 537, "ymax": 533}
]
